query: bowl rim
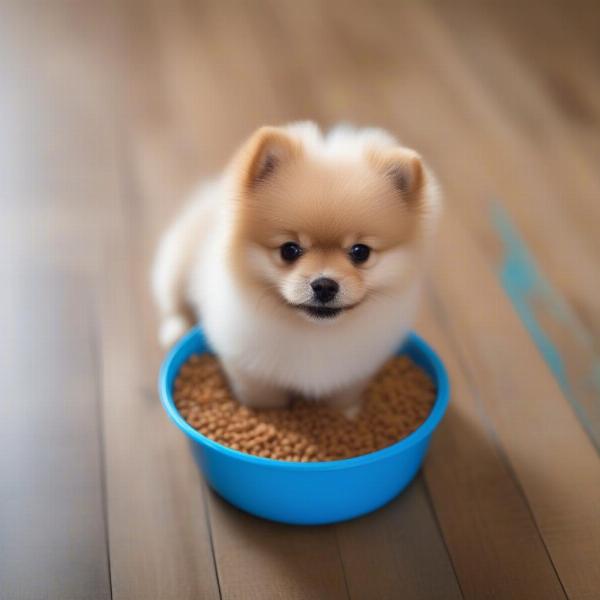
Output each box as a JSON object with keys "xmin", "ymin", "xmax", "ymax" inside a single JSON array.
[{"xmin": 159, "ymin": 326, "xmax": 450, "ymax": 471}]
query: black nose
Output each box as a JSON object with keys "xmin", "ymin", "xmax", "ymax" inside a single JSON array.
[{"xmin": 310, "ymin": 277, "xmax": 339, "ymax": 303}]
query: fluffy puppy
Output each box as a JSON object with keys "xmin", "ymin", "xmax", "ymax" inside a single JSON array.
[{"xmin": 152, "ymin": 122, "xmax": 440, "ymax": 416}]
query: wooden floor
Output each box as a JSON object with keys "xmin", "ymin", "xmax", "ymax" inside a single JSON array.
[{"xmin": 1, "ymin": 0, "xmax": 600, "ymax": 598}]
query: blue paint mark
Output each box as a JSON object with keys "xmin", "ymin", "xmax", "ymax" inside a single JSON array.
[{"xmin": 491, "ymin": 202, "xmax": 600, "ymax": 452}]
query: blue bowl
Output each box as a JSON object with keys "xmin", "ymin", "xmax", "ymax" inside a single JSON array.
[{"xmin": 159, "ymin": 327, "xmax": 449, "ymax": 525}]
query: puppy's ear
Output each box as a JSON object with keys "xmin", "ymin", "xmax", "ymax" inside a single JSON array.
[
  {"xmin": 238, "ymin": 126, "xmax": 302, "ymax": 190},
  {"xmin": 368, "ymin": 146, "xmax": 425, "ymax": 204}
]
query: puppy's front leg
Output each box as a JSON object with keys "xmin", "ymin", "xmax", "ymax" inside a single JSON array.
[
  {"xmin": 328, "ymin": 379, "xmax": 369, "ymax": 419},
  {"xmin": 225, "ymin": 365, "xmax": 289, "ymax": 409}
]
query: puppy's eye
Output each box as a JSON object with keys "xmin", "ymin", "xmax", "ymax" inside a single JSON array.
[
  {"xmin": 349, "ymin": 244, "xmax": 371, "ymax": 264},
  {"xmin": 280, "ymin": 242, "xmax": 303, "ymax": 262}
]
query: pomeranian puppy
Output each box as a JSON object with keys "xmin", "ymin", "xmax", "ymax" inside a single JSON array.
[{"xmin": 152, "ymin": 122, "xmax": 440, "ymax": 417}]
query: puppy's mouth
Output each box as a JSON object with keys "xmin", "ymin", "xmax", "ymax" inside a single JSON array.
[
  {"xmin": 289, "ymin": 302, "xmax": 360, "ymax": 320},
  {"xmin": 301, "ymin": 305, "xmax": 343, "ymax": 319}
]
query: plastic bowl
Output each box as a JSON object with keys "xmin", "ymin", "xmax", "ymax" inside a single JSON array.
[{"xmin": 159, "ymin": 327, "xmax": 449, "ymax": 525}]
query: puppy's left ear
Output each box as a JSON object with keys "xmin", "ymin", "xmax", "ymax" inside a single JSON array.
[
  {"xmin": 368, "ymin": 147, "xmax": 426, "ymax": 205},
  {"xmin": 237, "ymin": 126, "xmax": 302, "ymax": 191}
]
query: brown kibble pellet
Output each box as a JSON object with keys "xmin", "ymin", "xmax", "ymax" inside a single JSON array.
[{"xmin": 173, "ymin": 354, "xmax": 435, "ymax": 462}]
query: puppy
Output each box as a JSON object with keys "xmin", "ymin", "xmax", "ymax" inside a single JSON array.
[{"xmin": 152, "ymin": 122, "xmax": 440, "ymax": 417}]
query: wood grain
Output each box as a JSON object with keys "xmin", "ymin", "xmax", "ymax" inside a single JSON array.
[
  {"xmin": 404, "ymin": 0, "xmax": 600, "ymax": 450},
  {"xmin": 119, "ymin": 1, "xmax": 600, "ymax": 598},
  {"xmin": 418, "ymin": 297, "xmax": 567, "ymax": 600},
  {"xmin": 335, "ymin": 478, "xmax": 463, "ymax": 600},
  {"xmin": 98, "ymin": 231, "xmax": 222, "ymax": 600},
  {"xmin": 3, "ymin": 0, "xmax": 600, "ymax": 598},
  {"xmin": 0, "ymin": 266, "xmax": 111, "ymax": 600},
  {"xmin": 432, "ymin": 216, "xmax": 600, "ymax": 599},
  {"xmin": 206, "ymin": 491, "xmax": 349, "ymax": 600},
  {"xmin": 0, "ymin": 2, "xmax": 116, "ymax": 598}
]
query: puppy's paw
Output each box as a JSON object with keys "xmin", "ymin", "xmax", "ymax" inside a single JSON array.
[{"xmin": 159, "ymin": 315, "xmax": 191, "ymax": 348}]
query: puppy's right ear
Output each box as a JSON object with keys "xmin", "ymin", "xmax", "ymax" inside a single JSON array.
[{"xmin": 237, "ymin": 126, "xmax": 302, "ymax": 190}]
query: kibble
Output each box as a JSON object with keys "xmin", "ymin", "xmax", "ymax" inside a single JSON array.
[{"xmin": 173, "ymin": 355, "xmax": 436, "ymax": 462}]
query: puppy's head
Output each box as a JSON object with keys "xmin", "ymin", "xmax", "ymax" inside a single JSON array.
[{"xmin": 227, "ymin": 124, "xmax": 440, "ymax": 323}]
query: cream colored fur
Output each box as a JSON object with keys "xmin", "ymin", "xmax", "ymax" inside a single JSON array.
[{"xmin": 152, "ymin": 122, "xmax": 441, "ymax": 416}]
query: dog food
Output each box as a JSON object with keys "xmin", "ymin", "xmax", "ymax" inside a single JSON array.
[{"xmin": 174, "ymin": 354, "xmax": 436, "ymax": 462}]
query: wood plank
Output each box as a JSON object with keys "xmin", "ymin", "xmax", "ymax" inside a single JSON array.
[
  {"xmin": 431, "ymin": 215, "xmax": 600, "ymax": 600},
  {"xmin": 418, "ymin": 295, "xmax": 567, "ymax": 600},
  {"xmin": 98, "ymin": 195, "xmax": 222, "ymax": 599},
  {"xmin": 418, "ymin": 0, "xmax": 600, "ymax": 451},
  {"xmin": 0, "ymin": 264, "xmax": 111, "ymax": 600},
  {"xmin": 335, "ymin": 478, "xmax": 463, "ymax": 600},
  {"xmin": 431, "ymin": 1, "xmax": 600, "ymax": 447},
  {"xmin": 0, "ymin": 1, "xmax": 118, "ymax": 598},
  {"xmin": 98, "ymin": 154, "xmax": 221, "ymax": 600},
  {"xmin": 0, "ymin": 0, "xmax": 118, "ymax": 192},
  {"xmin": 491, "ymin": 205, "xmax": 600, "ymax": 452},
  {"xmin": 207, "ymin": 491, "xmax": 348, "ymax": 600},
  {"xmin": 94, "ymin": 3, "xmax": 221, "ymax": 598},
  {"xmin": 482, "ymin": 0, "xmax": 600, "ymax": 147},
  {"xmin": 426, "ymin": 0, "xmax": 600, "ymax": 337}
]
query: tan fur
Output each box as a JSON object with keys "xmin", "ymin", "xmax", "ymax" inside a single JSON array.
[
  {"xmin": 235, "ymin": 126, "xmax": 303, "ymax": 191},
  {"xmin": 228, "ymin": 127, "xmax": 431, "ymax": 312}
]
